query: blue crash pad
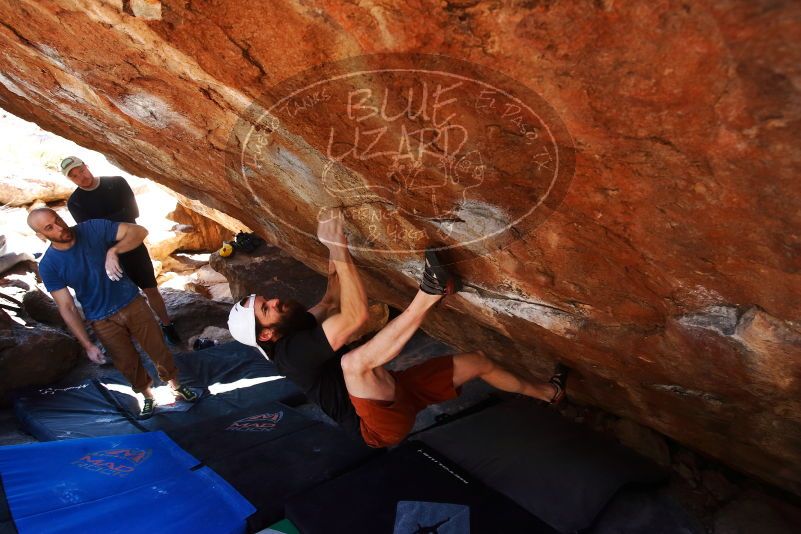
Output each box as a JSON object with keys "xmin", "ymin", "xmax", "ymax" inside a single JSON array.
[{"xmin": 0, "ymin": 432, "xmax": 255, "ymax": 534}]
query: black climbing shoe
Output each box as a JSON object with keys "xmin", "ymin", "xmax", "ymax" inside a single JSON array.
[
  {"xmin": 547, "ymin": 364, "xmax": 570, "ymax": 406},
  {"xmin": 161, "ymin": 323, "xmax": 182, "ymax": 345},
  {"xmin": 140, "ymin": 398, "xmax": 155, "ymax": 420},
  {"xmin": 420, "ymin": 249, "xmax": 462, "ymax": 296},
  {"xmin": 173, "ymin": 384, "xmax": 198, "ymax": 403}
]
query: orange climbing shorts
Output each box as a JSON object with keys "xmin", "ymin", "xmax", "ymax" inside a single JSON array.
[{"xmin": 348, "ymin": 356, "xmax": 459, "ymax": 448}]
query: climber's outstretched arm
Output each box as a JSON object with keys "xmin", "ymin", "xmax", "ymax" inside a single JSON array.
[
  {"xmin": 308, "ymin": 260, "xmax": 341, "ymax": 322},
  {"xmin": 316, "ymin": 209, "xmax": 368, "ymax": 351}
]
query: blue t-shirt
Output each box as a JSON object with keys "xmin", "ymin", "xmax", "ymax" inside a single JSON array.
[{"xmin": 39, "ymin": 219, "xmax": 139, "ymax": 321}]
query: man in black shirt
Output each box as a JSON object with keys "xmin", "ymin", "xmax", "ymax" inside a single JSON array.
[
  {"xmin": 60, "ymin": 156, "xmax": 181, "ymax": 345},
  {"xmin": 229, "ymin": 209, "xmax": 568, "ymax": 448}
]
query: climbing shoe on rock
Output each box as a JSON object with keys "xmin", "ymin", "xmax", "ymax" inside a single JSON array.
[
  {"xmin": 420, "ymin": 248, "xmax": 462, "ymax": 296},
  {"xmin": 173, "ymin": 384, "xmax": 198, "ymax": 403},
  {"xmin": 140, "ymin": 398, "xmax": 155, "ymax": 420},
  {"xmin": 547, "ymin": 364, "xmax": 570, "ymax": 406}
]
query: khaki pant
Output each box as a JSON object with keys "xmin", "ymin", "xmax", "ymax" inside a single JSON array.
[{"xmin": 92, "ymin": 296, "xmax": 178, "ymax": 393}]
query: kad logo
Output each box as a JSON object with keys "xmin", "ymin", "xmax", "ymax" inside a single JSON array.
[
  {"xmin": 226, "ymin": 411, "xmax": 283, "ymax": 432},
  {"xmin": 72, "ymin": 448, "xmax": 152, "ymax": 478}
]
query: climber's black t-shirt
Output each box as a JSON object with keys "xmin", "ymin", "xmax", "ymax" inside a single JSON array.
[
  {"xmin": 271, "ymin": 314, "xmax": 360, "ymax": 437},
  {"xmin": 67, "ymin": 176, "xmax": 139, "ymax": 224}
]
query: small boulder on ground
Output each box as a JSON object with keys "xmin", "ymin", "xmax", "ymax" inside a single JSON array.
[
  {"xmin": 0, "ymin": 311, "xmax": 80, "ymax": 405},
  {"xmin": 22, "ymin": 288, "xmax": 65, "ymax": 328}
]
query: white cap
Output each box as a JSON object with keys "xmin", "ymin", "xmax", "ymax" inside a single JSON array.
[
  {"xmin": 228, "ymin": 294, "xmax": 268, "ymax": 358},
  {"xmin": 60, "ymin": 156, "xmax": 85, "ymax": 177}
]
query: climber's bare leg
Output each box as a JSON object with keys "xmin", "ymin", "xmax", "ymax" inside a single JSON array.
[
  {"xmin": 340, "ymin": 290, "xmax": 441, "ymax": 400},
  {"xmin": 452, "ymin": 351, "xmax": 556, "ymax": 401}
]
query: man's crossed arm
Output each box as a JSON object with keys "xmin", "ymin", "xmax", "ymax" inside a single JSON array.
[
  {"xmin": 52, "ymin": 222, "xmax": 148, "ymax": 363},
  {"xmin": 105, "ymin": 222, "xmax": 148, "ymax": 280}
]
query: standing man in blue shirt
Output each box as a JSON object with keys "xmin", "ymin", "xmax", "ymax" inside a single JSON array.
[
  {"xmin": 59, "ymin": 156, "xmax": 181, "ymax": 345},
  {"xmin": 27, "ymin": 207, "xmax": 197, "ymax": 419}
]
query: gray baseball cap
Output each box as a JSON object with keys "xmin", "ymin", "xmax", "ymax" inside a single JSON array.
[{"xmin": 59, "ymin": 156, "xmax": 85, "ymax": 177}]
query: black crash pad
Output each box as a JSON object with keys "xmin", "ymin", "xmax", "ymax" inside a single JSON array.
[
  {"xmin": 13, "ymin": 380, "xmax": 141, "ymax": 441},
  {"xmin": 169, "ymin": 401, "xmax": 318, "ymax": 463},
  {"xmin": 414, "ymin": 399, "xmax": 667, "ymax": 533},
  {"xmin": 174, "ymin": 404, "xmax": 377, "ymax": 532},
  {"xmin": 173, "ymin": 341, "xmax": 291, "ymax": 389},
  {"xmin": 13, "ymin": 342, "xmax": 304, "ymax": 441},
  {"xmin": 285, "ymin": 442, "xmax": 556, "ymax": 534},
  {"xmin": 108, "ymin": 342, "xmax": 306, "ymax": 432}
]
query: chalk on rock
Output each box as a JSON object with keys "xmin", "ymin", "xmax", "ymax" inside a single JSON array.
[
  {"xmin": 100, "ymin": 0, "xmax": 124, "ymax": 11},
  {"xmin": 131, "ymin": 0, "xmax": 162, "ymax": 20}
]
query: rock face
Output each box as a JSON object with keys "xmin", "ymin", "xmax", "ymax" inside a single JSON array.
[
  {"xmin": 613, "ymin": 418, "xmax": 671, "ymax": 467},
  {"xmin": 0, "ymin": 110, "xmax": 76, "ymax": 207},
  {"xmin": 167, "ymin": 203, "xmax": 233, "ymax": 253},
  {"xmin": 0, "ymin": 175, "xmax": 73, "ymax": 207},
  {"xmin": 0, "ymin": 235, "xmax": 34, "ymax": 276},
  {"xmin": 0, "ymin": 309, "xmax": 80, "ymax": 405},
  {"xmin": 714, "ymin": 491, "xmax": 801, "ymax": 534},
  {"xmin": 210, "ymin": 243, "xmax": 327, "ymax": 306},
  {"xmin": 160, "ymin": 288, "xmax": 233, "ymax": 351},
  {"xmin": 0, "ymin": 1, "xmax": 799, "ymax": 494}
]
